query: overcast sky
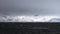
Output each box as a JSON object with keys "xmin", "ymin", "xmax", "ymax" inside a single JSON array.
[{"xmin": 0, "ymin": 0, "xmax": 60, "ymax": 16}]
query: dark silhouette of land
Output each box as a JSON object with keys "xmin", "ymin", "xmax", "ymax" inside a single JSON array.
[{"xmin": 0, "ymin": 22, "xmax": 60, "ymax": 34}]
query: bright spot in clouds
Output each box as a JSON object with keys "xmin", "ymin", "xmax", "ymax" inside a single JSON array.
[{"xmin": 0, "ymin": 16, "xmax": 60, "ymax": 22}]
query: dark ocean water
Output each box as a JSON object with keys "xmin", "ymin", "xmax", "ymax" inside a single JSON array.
[{"xmin": 0, "ymin": 22, "xmax": 60, "ymax": 34}]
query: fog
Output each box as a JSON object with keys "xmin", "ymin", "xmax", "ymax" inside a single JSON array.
[{"xmin": 0, "ymin": 0, "xmax": 60, "ymax": 16}]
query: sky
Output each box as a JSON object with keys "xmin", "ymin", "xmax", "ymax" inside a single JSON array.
[{"xmin": 0, "ymin": 0, "xmax": 60, "ymax": 16}]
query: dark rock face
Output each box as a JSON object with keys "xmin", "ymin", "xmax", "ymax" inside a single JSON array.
[
  {"xmin": 34, "ymin": 15, "xmax": 39, "ymax": 16},
  {"xmin": 0, "ymin": 22, "xmax": 60, "ymax": 34}
]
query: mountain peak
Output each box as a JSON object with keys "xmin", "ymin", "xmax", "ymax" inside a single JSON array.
[{"xmin": 49, "ymin": 18, "xmax": 60, "ymax": 22}]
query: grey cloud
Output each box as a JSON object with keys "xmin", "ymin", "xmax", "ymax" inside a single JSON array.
[{"xmin": 0, "ymin": 0, "xmax": 60, "ymax": 16}]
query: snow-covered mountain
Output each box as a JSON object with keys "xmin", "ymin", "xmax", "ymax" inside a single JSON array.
[
  {"xmin": 49, "ymin": 18, "xmax": 60, "ymax": 22},
  {"xmin": 0, "ymin": 16, "xmax": 60, "ymax": 22}
]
